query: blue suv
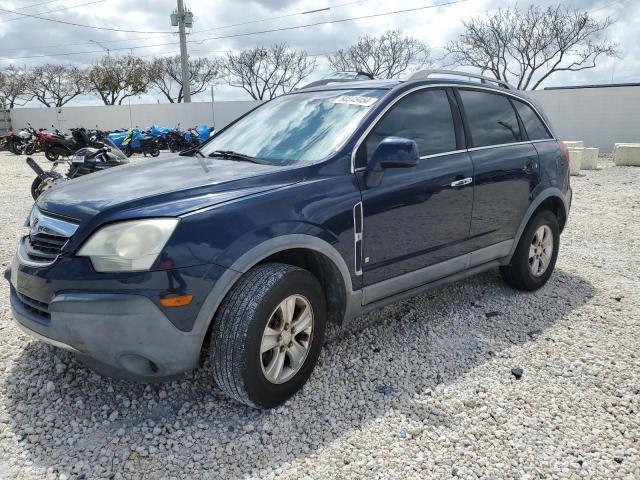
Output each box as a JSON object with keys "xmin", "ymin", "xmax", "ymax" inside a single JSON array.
[{"xmin": 7, "ymin": 70, "xmax": 571, "ymax": 408}]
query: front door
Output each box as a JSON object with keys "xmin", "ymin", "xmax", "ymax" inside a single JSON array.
[{"xmin": 356, "ymin": 88, "xmax": 475, "ymax": 291}]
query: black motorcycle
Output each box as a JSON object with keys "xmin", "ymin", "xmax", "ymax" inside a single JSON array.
[
  {"xmin": 27, "ymin": 139, "xmax": 129, "ymax": 200},
  {"xmin": 42, "ymin": 127, "xmax": 101, "ymax": 162},
  {"xmin": 165, "ymin": 129, "xmax": 191, "ymax": 153}
]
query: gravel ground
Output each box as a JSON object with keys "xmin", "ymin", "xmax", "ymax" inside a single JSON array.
[{"xmin": 0, "ymin": 152, "xmax": 638, "ymax": 480}]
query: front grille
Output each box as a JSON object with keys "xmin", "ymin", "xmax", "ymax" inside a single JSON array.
[
  {"xmin": 16, "ymin": 291, "xmax": 51, "ymax": 320},
  {"xmin": 23, "ymin": 232, "xmax": 68, "ymax": 263},
  {"xmin": 19, "ymin": 208, "xmax": 78, "ymax": 266}
]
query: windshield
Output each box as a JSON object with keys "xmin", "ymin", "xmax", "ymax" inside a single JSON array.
[
  {"xmin": 200, "ymin": 89, "xmax": 386, "ymax": 166},
  {"xmin": 104, "ymin": 138, "xmax": 129, "ymax": 162}
]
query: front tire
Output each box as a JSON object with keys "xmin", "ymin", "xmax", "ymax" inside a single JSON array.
[
  {"xmin": 500, "ymin": 210, "xmax": 560, "ymax": 291},
  {"xmin": 210, "ymin": 263, "xmax": 326, "ymax": 409}
]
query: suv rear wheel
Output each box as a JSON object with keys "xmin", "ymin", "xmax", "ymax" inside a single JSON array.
[
  {"xmin": 500, "ymin": 210, "xmax": 560, "ymax": 291},
  {"xmin": 210, "ymin": 263, "xmax": 326, "ymax": 408}
]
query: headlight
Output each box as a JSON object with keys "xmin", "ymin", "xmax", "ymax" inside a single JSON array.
[{"xmin": 78, "ymin": 218, "xmax": 179, "ymax": 272}]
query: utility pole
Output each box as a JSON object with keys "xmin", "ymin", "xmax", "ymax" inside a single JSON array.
[
  {"xmin": 90, "ymin": 39, "xmax": 110, "ymax": 62},
  {"xmin": 176, "ymin": 0, "xmax": 191, "ymax": 103}
]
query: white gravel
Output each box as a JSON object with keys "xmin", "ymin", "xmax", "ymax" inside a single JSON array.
[{"xmin": 0, "ymin": 152, "xmax": 638, "ymax": 479}]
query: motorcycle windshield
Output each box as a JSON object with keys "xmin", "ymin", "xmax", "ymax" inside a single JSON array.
[{"xmin": 104, "ymin": 138, "xmax": 129, "ymax": 163}]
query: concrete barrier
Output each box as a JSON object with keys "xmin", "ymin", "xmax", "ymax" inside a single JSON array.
[
  {"xmin": 614, "ymin": 145, "xmax": 640, "ymax": 166},
  {"xmin": 581, "ymin": 148, "xmax": 599, "ymax": 170},
  {"xmin": 563, "ymin": 141, "xmax": 585, "ymax": 149},
  {"xmin": 568, "ymin": 148, "xmax": 582, "ymax": 175}
]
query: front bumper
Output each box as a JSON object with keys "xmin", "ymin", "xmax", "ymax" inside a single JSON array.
[{"xmin": 6, "ymin": 255, "xmax": 225, "ymax": 380}]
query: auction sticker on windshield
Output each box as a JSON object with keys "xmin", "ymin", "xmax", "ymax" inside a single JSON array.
[{"xmin": 333, "ymin": 95, "xmax": 379, "ymax": 107}]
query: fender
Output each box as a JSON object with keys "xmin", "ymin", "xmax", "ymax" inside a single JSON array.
[
  {"xmin": 508, "ymin": 187, "xmax": 570, "ymax": 259},
  {"xmin": 190, "ymin": 234, "xmax": 354, "ymax": 336}
]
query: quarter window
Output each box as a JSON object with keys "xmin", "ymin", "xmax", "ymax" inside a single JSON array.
[
  {"xmin": 364, "ymin": 89, "xmax": 457, "ymax": 162},
  {"xmin": 513, "ymin": 99, "xmax": 552, "ymax": 141},
  {"xmin": 459, "ymin": 90, "xmax": 521, "ymax": 147}
]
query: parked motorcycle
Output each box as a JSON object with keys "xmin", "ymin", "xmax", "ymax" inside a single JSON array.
[
  {"xmin": 8, "ymin": 126, "xmax": 36, "ymax": 155},
  {"xmin": 165, "ymin": 129, "xmax": 190, "ymax": 152},
  {"xmin": 42, "ymin": 127, "xmax": 102, "ymax": 161},
  {"xmin": 121, "ymin": 129, "xmax": 160, "ymax": 157},
  {"xmin": 27, "ymin": 139, "xmax": 129, "ymax": 200},
  {"xmin": 0, "ymin": 129, "xmax": 14, "ymax": 152}
]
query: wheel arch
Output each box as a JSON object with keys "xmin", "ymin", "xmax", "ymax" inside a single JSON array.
[
  {"xmin": 195, "ymin": 235, "xmax": 354, "ymax": 359},
  {"xmin": 509, "ymin": 188, "xmax": 569, "ymax": 259}
]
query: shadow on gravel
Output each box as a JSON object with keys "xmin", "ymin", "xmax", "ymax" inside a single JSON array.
[{"xmin": 3, "ymin": 268, "xmax": 595, "ymax": 478}]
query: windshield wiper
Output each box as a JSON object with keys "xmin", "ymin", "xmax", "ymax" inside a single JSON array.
[{"xmin": 208, "ymin": 150, "xmax": 266, "ymax": 164}]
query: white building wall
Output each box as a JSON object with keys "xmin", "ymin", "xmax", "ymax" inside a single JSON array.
[
  {"xmin": 9, "ymin": 101, "xmax": 262, "ymax": 132},
  {"xmin": 527, "ymin": 86, "xmax": 640, "ymax": 153}
]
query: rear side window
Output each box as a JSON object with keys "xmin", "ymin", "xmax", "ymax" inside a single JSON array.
[
  {"xmin": 459, "ymin": 90, "xmax": 521, "ymax": 147},
  {"xmin": 365, "ymin": 89, "xmax": 457, "ymax": 160},
  {"xmin": 513, "ymin": 99, "xmax": 552, "ymax": 141}
]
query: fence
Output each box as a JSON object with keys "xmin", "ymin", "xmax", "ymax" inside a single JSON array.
[{"xmin": 8, "ymin": 84, "xmax": 640, "ymax": 152}]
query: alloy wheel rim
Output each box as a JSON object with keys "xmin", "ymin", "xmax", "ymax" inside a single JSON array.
[
  {"xmin": 260, "ymin": 294, "xmax": 314, "ymax": 384},
  {"xmin": 529, "ymin": 225, "xmax": 553, "ymax": 277}
]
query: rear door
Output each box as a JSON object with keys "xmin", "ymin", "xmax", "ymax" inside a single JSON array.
[
  {"xmin": 456, "ymin": 88, "xmax": 541, "ymax": 250},
  {"xmin": 357, "ymin": 87, "xmax": 474, "ymax": 288}
]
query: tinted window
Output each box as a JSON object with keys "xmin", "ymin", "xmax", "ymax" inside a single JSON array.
[
  {"xmin": 513, "ymin": 100, "xmax": 552, "ymax": 140},
  {"xmin": 365, "ymin": 89, "xmax": 457, "ymax": 160},
  {"xmin": 459, "ymin": 90, "xmax": 521, "ymax": 147}
]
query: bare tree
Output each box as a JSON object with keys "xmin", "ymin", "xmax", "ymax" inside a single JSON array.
[
  {"xmin": 0, "ymin": 65, "xmax": 31, "ymax": 109},
  {"xmin": 327, "ymin": 30, "xmax": 430, "ymax": 79},
  {"xmin": 26, "ymin": 64, "xmax": 88, "ymax": 107},
  {"xmin": 88, "ymin": 55, "xmax": 148, "ymax": 105},
  {"xmin": 147, "ymin": 56, "xmax": 222, "ymax": 103},
  {"xmin": 445, "ymin": 4, "xmax": 618, "ymax": 90},
  {"xmin": 225, "ymin": 44, "xmax": 316, "ymax": 100}
]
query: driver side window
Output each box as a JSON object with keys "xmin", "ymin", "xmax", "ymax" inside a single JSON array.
[{"xmin": 361, "ymin": 89, "xmax": 457, "ymax": 167}]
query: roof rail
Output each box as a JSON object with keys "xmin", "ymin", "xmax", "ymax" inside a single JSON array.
[{"xmin": 407, "ymin": 69, "xmax": 516, "ymax": 90}]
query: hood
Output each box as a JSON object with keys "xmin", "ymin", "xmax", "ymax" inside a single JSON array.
[{"xmin": 38, "ymin": 155, "xmax": 298, "ymax": 222}]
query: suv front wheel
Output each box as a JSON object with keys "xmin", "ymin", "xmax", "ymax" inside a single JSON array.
[
  {"xmin": 500, "ymin": 209, "xmax": 560, "ymax": 291},
  {"xmin": 210, "ymin": 263, "xmax": 327, "ymax": 408}
]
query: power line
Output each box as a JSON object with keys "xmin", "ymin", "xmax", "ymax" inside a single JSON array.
[
  {"xmin": 0, "ymin": 0, "xmax": 473, "ymax": 60},
  {"xmin": 191, "ymin": 0, "xmax": 473, "ymax": 44},
  {"xmin": 191, "ymin": 0, "xmax": 368, "ymax": 34},
  {"xmin": 0, "ymin": 3, "xmax": 174, "ymax": 33},
  {"xmin": 0, "ymin": 0, "xmax": 368, "ymax": 53},
  {"xmin": 0, "ymin": 0, "xmax": 369, "ymax": 52},
  {"xmin": 1, "ymin": 0, "xmax": 108, "ymax": 23}
]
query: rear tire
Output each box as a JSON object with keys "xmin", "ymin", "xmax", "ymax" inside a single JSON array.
[
  {"xmin": 45, "ymin": 147, "xmax": 59, "ymax": 162},
  {"xmin": 210, "ymin": 263, "xmax": 326, "ymax": 409},
  {"xmin": 500, "ymin": 210, "xmax": 560, "ymax": 291},
  {"xmin": 149, "ymin": 146, "xmax": 160, "ymax": 157}
]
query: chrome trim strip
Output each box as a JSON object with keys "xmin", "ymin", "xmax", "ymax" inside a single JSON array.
[
  {"xmin": 349, "ymin": 83, "xmax": 556, "ymax": 173},
  {"xmin": 30, "ymin": 209, "xmax": 79, "ymax": 237},
  {"xmin": 353, "ymin": 202, "xmax": 363, "ymax": 276},
  {"xmin": 419, "ymin": 149, "xmax": 467, "ymax": 160},
  {"xmin": 466, "ymin": 139, "xmax": 555, "ymax": 153}
]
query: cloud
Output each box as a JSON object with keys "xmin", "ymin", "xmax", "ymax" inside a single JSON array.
[{"xmin": 0, "ymin": 0, "xmax": 637, "ymax": 104}]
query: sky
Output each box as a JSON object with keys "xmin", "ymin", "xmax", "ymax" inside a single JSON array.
[{"xmin": 0, "ymin": 0, "xmax": 637, "ymax": 106}]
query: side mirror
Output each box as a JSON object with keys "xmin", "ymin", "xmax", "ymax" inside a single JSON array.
[{"xmin": 365, "ymin": 136, "xmax": 420, "ymax": 188}]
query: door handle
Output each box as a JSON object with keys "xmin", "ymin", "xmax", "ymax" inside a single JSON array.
[
  {"xmin": 523, "ymin": 159, "xmax": 538, "ymax": 173},
  {"xmin": 450, "ymin": 177, "xmax": 473, "ymax": 187}
]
